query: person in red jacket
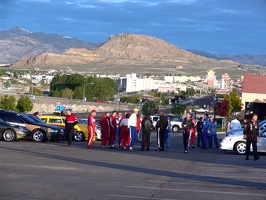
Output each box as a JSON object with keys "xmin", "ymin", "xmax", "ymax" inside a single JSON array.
[
  {"xmin": 65, "ymin": 108, "xmax": 78, "ymax": 146},
  {"xmin": 108, "ymin": 111, "xmax": 117, "ymax": 148},
  {"xmin": 100, "ymin": 112, "xmax": 110, "ymax": 148},
  {"xmin": 136, "ymin": 114, "xmax": 142, "ymax": 142},
  {"xmin": 87, "ymin": 109, "xmax": 96, "ymax": 149}
]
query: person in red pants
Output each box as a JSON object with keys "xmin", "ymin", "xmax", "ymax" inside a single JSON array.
[
  {"xmin": 190, "ymin": 114, "xmax": 197, "ymax": 149},
  {"xmin": 100, "ymin": 112, "xmax": 110, "ymax": 148},
  {"xmin": 108, "ymin": 111, "xmax": 117, "ymax": 148},
  {"xmin": 87, "ymin": 109, "xmax": 96, "ymax": 149},
  {"xmin": 118, "ymin": 113, "xmax": 131, "ymax": 150}
]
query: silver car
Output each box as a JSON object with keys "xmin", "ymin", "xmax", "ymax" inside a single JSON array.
[{"xmin": 220, "ymin": 119, "xmax": 266, "ymax": 154}]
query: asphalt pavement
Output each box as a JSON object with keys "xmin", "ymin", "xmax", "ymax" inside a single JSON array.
[{"xmin": 0, "ymin": 132, "xmax": 265, "ymax": 200}]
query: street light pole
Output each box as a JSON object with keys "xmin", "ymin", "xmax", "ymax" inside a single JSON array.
[
  {"xmin": 83, "ymin": 84, "xmax": 86, "ymax": 105},
  {"xmin": 83, "ymin": 83, "xmax": 93, "ymax": 105}
]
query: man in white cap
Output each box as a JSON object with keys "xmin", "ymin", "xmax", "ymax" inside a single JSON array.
[{"xmin": 128, "ymin": 108, "xmax": 139, "ymax": 152}]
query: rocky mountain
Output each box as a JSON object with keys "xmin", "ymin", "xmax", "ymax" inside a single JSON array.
[
  {"xmin": 188, "ymin": 49, "xmax": 266, "ymax": 66},
  {"xmin": 11, "ymin": 33, "xmax": 237, "ymax": 69},
  {"xmin": 0, "ymin": 27, "xmax": 98, "ymax": 64}
]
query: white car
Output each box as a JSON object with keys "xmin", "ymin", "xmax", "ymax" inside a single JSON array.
[
  {"xmin": 150, "ymin": 115, "xmax": 182, "ymax": 133},
  {"xmin": 220, "ymin": 119, "xmax": 266, "ymax": 154}
]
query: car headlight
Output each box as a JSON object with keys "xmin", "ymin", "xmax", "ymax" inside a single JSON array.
[
  {"xmin": 19, "ymin": 126, "xmax": 30, "ymax": 132},
  {"xmin": 50, "ymin": 129, "xmax": 58, "ymax": 133}
]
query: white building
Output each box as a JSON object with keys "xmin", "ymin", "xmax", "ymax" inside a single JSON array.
[
  {"xmin": 164, "ymin": 76, "xmax": 201, "ymax": 83},
  {"xmin": 126, "ymin": 73, "xmax": 155, "ymax": 92}
]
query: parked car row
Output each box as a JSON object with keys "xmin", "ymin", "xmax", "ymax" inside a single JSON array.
[{"xmin": 0, "ymin": 110, "xmax": 64, "ymax": 142}]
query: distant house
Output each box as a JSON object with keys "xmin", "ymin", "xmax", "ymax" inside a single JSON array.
[{"xmin": 241, "ymin": 74, "xmax": 266, "ymax": 120}]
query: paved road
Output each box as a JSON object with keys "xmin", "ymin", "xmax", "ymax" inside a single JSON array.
[{"xmin": 0, "ymin": 132, "xmax": 265, "ymax": 200}]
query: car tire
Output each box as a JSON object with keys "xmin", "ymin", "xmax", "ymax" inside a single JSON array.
[
  {"xmin": 235, "ymin": 141, "xmax": 246, "ymax": 155},
  {"xmin": 74, "ymin": 132, "xmax": 84, "ymax": 141},
  {"xmin": 3, "ymin": 129, "xmax": 16, "ymax": 142},
  {"xmin": 172, "ymin": 125, "xmax": 180, "ymax": 133},
  {"xmin": 33, "ymin": 130, "xmax": 46, "ymax": 142}
]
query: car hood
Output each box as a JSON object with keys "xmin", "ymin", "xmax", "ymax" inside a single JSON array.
[
  {"xmin": 29, "ymin": 122, "xmax": 63, "ymax": 130},
  {"xmin": 227, "ymin": 128, "xmax": 244, "ymax": 136}
]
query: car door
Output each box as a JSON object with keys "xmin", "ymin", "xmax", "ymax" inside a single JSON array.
[{"xmin": 258, "ymin": 129, "xmax": 266, "ymax": 152}]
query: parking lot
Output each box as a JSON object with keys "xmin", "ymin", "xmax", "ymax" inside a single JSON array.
[{"xmin": 0, "ymin": 132, "xmax": 266, "ymax": 200}]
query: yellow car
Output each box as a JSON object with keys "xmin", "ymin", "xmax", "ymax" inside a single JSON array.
[{"xmin": 39, "ymin": 115, "xmax": 95, "ymax": 142}]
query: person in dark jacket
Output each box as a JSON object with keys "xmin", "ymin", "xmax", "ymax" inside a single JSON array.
[
  {"xmin": 65, "ymin": 108, "xmax": 78, "ymax": 146},
  {"xmin": 244, "ymin": 114, "xmax": 260, "ymax": 161},
  {"xmin": 196, "ymin": 117, "xmax": 204, "ymax": 148},
  {"xmin": 140, "ymin": 113, "xmax": 152, "ymax": 151},
  {"xmin": 155, "ymin": 111, "xmax": 168, "ymax": 151},
  {"xmin": 182, "ymin": 112, "xmax": 194, "ymax": 153}
]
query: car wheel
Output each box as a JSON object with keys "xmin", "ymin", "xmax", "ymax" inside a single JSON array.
[
  {"xmin": 172, "ymin": 125, "xmax": 180, "ymax": 133},
  {"xmin": 235, "ymin": 142, "xmax": 246, "ymax": 155},
  {"xmin": 33, "ymin": 130, "xmax": 45, "ymax": 142},
  {"xmin": 3, "ymin": 129, "xmax": 16, "ymax": 142},
  {"xmin": 74, "ymin": 132, "xmax": 84, "ymax": 141}
]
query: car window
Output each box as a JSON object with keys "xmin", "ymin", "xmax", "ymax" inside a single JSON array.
[
  {"xmin": 49, "ymin": 119, "xmax": 63, "ymax": 123},
  {"xmin": 1, "ymin": 113, "xmax": 24, "ymax": 123},
  {"xmin": 153, "ymin": 116, "xmax": 159, "ymax": 122},
  {"xmin": 172, "ymin": 116, "xmax": 181, "ymax": 122}
]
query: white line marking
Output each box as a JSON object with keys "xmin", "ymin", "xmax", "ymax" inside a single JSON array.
[
  {"xmin": 125, "ymin": 186, "xmax": 266, "ymax": 197},
  {"xmin": 107, "ymin": 194, "xmax": 179, "ymax": 200}
]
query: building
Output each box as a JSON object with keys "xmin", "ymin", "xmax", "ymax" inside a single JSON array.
[
  {"xmin": 241, "ymin": 74, "xmax": 266, "ymax": 120},
  {"xmin": 126, "ymin": 73, "xmax": 155, "ymax": 92}
]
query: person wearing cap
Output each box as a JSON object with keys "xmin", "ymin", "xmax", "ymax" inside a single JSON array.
[
  {"xmin": 65, "ymin": 108, "xmax": 78, "ymax": 146},
  {"xmin": 87, "ymin": 109, "xmax": 97, "ymax": 149},
  {"xmin": 128, "ymin": 108, "xmax": 139, "ymax": 152}
]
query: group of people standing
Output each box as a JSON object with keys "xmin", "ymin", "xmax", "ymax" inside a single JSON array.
[
  {"xmin": 99, "ymin": 108, "xmax": 154, "ymax": 152},
  {"xmin": 182, "ymin": 112, "xmax": 219, "ymax": 153}
]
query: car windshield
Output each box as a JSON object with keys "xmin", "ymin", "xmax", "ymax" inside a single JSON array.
[
  {"xmin": 20, "ymin": 114, "xmax": 38, "ymax": 124},
  {"xmin": 27, "ymin": 115, "xmax": 46, "ymax": 124}
]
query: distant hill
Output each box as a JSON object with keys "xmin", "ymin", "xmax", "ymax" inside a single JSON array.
[
  {"xmin": 0, "ymin": 27, "xmax": 98, "ymax": 64},
  {"xmin": 12, "ymin": 33, "xmax": 238, "ymax": 69},
  {"xmin": 188, "ymin": 49, "xmax": 266, "ymax": 66}
]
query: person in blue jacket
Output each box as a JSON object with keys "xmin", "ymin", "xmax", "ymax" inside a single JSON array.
[
  {"xmin": 165, "ymin": 117, "xmax": 172, "ymax": 150},
  {"xmin": 202, "ymin": 113, "xmax": 211, "ymax": 149},
  {"xmin": 208, "ymin": 116, "xmax": 219, "ymax": 148}
]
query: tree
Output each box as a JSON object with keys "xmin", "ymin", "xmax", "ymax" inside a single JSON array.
[
  {"xmin": 16, "ymin": 95, "xmax": 33, "ymax": 113},
  {"xmin": 171, "ymin": 104, "xmax": 186, "ymax": 116},
  {"xmin": 142, "ymin": 102, "xmax": 159, "ymax": 115},
  {"xmin": 224, "ymin": 89, "xmax": 242, "ymax": 116},
  {"xmin": 0, "ymin": 95, "xmax": 16, "ymax": 111},
  {"xmin": 216, "ymin": 99, "xmax": 230, "ymax": 118},
  {"xmin": 61, "ymin": 88, "xmax": 74, "ymax": 99}
]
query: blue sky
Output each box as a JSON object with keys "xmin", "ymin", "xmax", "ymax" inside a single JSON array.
[{"xmin": 1, "ymin": 0, "xmax": 266, "ymax": 55}]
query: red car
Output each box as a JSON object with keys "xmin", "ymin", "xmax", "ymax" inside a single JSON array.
[{"xmin": 96, "ymin": 99, "xmax": 105, "ymax": 103}]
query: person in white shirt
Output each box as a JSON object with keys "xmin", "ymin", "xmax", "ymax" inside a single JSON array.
[
  {"xmin": 128, "ymin": 108, "xmax": 139, "ymax": 152},
  {"xmin": 230, "ymin": 116, "xmax": 241, "ymax": 130}
]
